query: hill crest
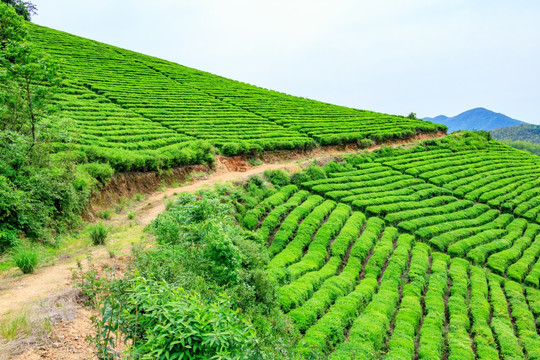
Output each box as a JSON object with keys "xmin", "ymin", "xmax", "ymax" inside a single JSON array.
[{"xmin": 424, "ymin": 107, "xmax": 526, "ymax": 133}]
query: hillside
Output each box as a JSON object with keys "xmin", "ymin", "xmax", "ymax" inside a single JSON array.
[
  {"xmin": 3, "ymin": 12, "xmax": 540, "ymax": 360},
  {"xmin": 27, "ymin": 24, "xmax": 445, "ymax": 171},
  {"xmin": 424, "ymin": 107, "xmax": 525, "ymax": 133},
  {"xmin": 236, "ymin": 132, "xmax": 540, "ymax": 358},
  {"xmin": 491, "ymin": 124, "xmax": 540, "ymax": 144}
]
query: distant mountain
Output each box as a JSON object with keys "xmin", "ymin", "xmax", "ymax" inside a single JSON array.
[
  {"xmin": 424, "ymin": 115, "xmax": 449, "ymax": 123},
  {"xmin": 491, "ymin": 124, "xmax": 540, "ymax": 144},
  {"xmin": 424, "ymin": 107, "xmax": 527, "ymax": 133}
]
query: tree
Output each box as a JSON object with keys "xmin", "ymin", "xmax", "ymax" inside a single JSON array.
[
  {"xmin": 0, "ymin": 2, "xmax": 77, "ymax": 245},
  {"xmin": 0, "ymin": 1, "xmax": 27, "ymax": 47},
  {"xmin": 407, "ymin": 112, "xmax": 417, "ymax": 120},
  {"xmin": 1, "ymin": 3, "xmax": 65, "ymax": 154},
  {"xmin": 1, "ymin": 0, "xmax": 36, "ymax": 21},
  {"xmin": 0, "ymin": 41, "xmax": 63, "ymax": 152}
]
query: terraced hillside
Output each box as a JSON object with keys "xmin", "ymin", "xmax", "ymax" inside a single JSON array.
[
  {"xmin": 236, "ymin": 133, "xmax": 540, "ymax": 359},
  {"xmin": 28, "ymin": 24, "xmax": 445, "ymax": 171}
]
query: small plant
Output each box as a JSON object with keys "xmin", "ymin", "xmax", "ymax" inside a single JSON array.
[
  {"xmin": 247, "ymin": 157, "xmax": 263, "ymax": 166},
  {"xmin": 263, "ymin": 169, "xmax": 290, "ymax": 187},
  {"xmin": 97, "ymin": 209, "xmax": 112, "ymax": 220},
  {"xmin": 165, "ymin": 199, "xmax": 175, "ymax": 210},
  {"xmin": 134, "ymin": 193, "xmax": 144, "ymax": 202},
  {"xmin": 128, "ymin": 210, "xmax": 136, "ymax": 220},
  {"xmin": 114, "ymin": 198, "xmax": 128, "ymax": 213},
  {"xmin": 158, "ymin": 180, "xmax": 167, "ymax": 192},
  {"xmin": 106, "ymin": 241, "xmax": 120, "ymax": 258},
  {"xmin": 0, "ymin": 308, "xmax": 30, "ymax": 340},
  {"xmin": 89, "ymin": 222, "xmax": 111, "ymax": 245},
  {"xmin": 12, "ymin": 245, "xmax": 39, "ymax": 274}
]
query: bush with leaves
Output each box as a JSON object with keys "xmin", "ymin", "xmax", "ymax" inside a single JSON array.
[
  {"xmin": 85, "ymin": 191, "xmax": 302, "ymax": 359},
  {"xmin": 92, "ymin": 277, "xmax": 257, "ymax": 360},
  {"xmin": 0, "ymin": 3, "xmax": 102, "ymax": 248},
  {"xmin": 264, "ymin": 169, "xmax": 290, "ymax": 187}
]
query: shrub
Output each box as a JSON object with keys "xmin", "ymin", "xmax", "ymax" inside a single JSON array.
[
  {"xmin": 264, "ymin": 169, "xmax": 290, "ymax": 187},
  {"xmin": 305, "ymin": 165, "xmax": 327, "ymax": 181},
  {"xmin": 0, "ymin": 226, "xmax": 19, "ymax": 253},
  {"xmin": 12, "ymin": 245, "xmax": 39, "ymax": 274},
  {"xmin": 290, "ymin": 171, "xmax": 311, "ymax": 185},
  {"xmin": 89, "ymin": 222, "xmax": 110, "ymax": 245},
  {"xmin": 357, "ymin": 138, "xmax": 374, "ymax": 149},
  {"xmin": 80, "ymin": 162, "xmax": 114, "ymax": 183},
  {"xmin": 221, "ymin": 142, "xmax": 243, "ymax": 156},
  {"xmin": 96, "ymin": 209, "xmax": 112, "ymax": 220},
  {"xmin": 93, "ymin": 278, "xmax": 256, "ymax": 360},
  {"xmin": 127, "ymin": 210, "xmax": 135, "ymax": 220}
]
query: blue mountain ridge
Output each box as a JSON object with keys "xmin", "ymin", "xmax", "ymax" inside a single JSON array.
[{"xmin": 424, "ymin": 107, "xmax": 527, "ymax": 133}]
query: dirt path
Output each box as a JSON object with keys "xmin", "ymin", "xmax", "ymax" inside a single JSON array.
[
  {"xmin": 135, "ymin": 162, "xmax": 302, "ymax": 226},
  {"xmin": 0, "ymin": 131, "xmax": 446, "ymax": 358}
]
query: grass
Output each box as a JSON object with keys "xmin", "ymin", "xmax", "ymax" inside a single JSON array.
[
  {"xmin": 0, "ymin": 308, "xmax": 32, "ymax": 340},
  {"xmin": 11, "ymin": 246, "xmax": 39, "ymax": 274},
  {"xmin": 0, "ymin": 307, "xmax": 52, "ymax": 341},
  {"xmin": 97, "ymin": 209, "xmax": 113, "ymax": 220},
  {"xmin": 89, "ymin": 223, "xmax": 111, "ymax": 246}
]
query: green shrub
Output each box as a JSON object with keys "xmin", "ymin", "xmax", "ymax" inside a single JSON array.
[
  {"xmin": 12, "ymin": 245, "xmax": 39, "ymax": 274},
  {"xmin": 264, "ymin": 169, "xmax": 290, "ymax": 187},
  {"xmin": 357, "ymin": 138, "xmax": 374, "ymax": 149},
  {"xmin": 290, "ymin": 171, "xmax": 311, "ymax": 185},
  {"xmin": 81, "ymin": 162, "xmax": 114, "ymax": 183},
  {"xmin": 221, "ymin": 142, "xmax": 243, "ymax": 157},
  {"xmin": 92, "ymin": 277, "xmax": 256, "ymax": 360},
  {"xmin": 127, "ymin": 210, "xmax": 135, "ymax": 220},
  {"xmin": 89, "ymin": 222, "xmax": 110, "ymax": 245},
  {"xmin": 305, "ymin": 165, "xmax": 327, "ymax": 181},
  {"xmin": 0, "ymin": 226, "xmax": 19, "ymax": 253},
  {"xmin": 96, "ymin": 209, "xmax": 112, "ymax": 220}
]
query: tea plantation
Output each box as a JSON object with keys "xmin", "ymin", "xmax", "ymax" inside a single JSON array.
[
  {"xmin": 233, "ymin": 133, "xmax": 540, "ymax": 358},
  {"xmin": 28, "ymin": 24, "xmax": 445, "ymax": 171},
  {"xmin": 10, "ymin": 18, "xmax": 540, "ymax": 359}
]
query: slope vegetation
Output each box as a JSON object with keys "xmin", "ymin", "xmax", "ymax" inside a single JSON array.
[
  {"xmin": 29, "ymin": 24, "xmax": 445, "ymax": 171},
  {"xmin": 491, "ymin": 124, "xmax": 540, "ymax": 144},
  {"xmin": 234, "ymin": 132, "xmax": 540, "ymax": 358}
]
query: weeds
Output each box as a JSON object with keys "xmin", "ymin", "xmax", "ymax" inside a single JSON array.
[
  {"xmin": 12, "ymin": 245, "xmax": 39, "ymax": 274},
  {"xmin": 89, "ymin": 222, "xmax": 111, "ymax": 246},
  {"xmin": 97, "ymin": 209, "xmax": 113, "ymax": 220}
]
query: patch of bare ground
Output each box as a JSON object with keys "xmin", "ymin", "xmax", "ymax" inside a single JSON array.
[
  {"xmin": 442, "ymin": 262, "xmax": 452, "ymax": 360},
  {"xmin": 1, "ymin": 289, "xmax": 96, "ymax": 360},
  {"xmin": 0, "ymin": 247, "xmax": 129, "ymax": 359}
]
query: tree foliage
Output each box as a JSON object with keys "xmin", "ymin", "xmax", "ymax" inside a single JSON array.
[
  {"xmin": 0, "ymin": 3, "xmax": 98, "ymax": 248},
  {"xmin": 491, "ymin": 124, "xmax": 540, "ymax": 144},
  {"xmin": 1, "ymin": 41, "xmax": 64, "ymax": 150},
  {"xmin": 1, "ymin": 0, "xmax": 36, "ymax": 21}
]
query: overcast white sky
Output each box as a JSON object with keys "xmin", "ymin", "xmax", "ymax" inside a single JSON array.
[{"xmin": 32, "ymin": 0, "xmax": 540, "ymax": 124}]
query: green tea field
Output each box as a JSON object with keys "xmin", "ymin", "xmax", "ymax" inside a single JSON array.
[
  {"xmin": 28, "ymin": 24, "xmax": 445, "ymax": 171},
  {"xmin": 233, "ymin": 133, "xmax": 540, "ymax": 358},
  {"xmin": 2, "ymin": 5, "xmax": 539, "ymax": 358}
]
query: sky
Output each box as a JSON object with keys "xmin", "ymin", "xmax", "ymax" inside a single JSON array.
[{"xmin": 32, "ymin": 0, "xmax": 540, "ymax": 124}]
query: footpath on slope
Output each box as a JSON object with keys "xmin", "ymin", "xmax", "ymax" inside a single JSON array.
[{"xmin": 0, "ymin": 132, "xmax": 445, "ymax": 359}]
